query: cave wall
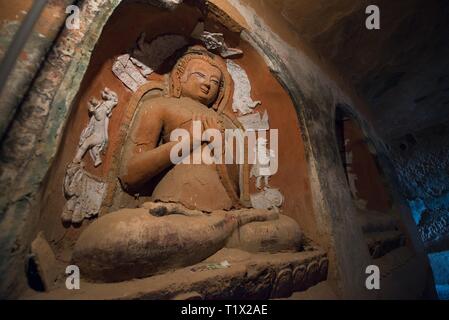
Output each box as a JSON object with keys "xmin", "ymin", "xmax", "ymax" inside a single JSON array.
[
  {"xmin": 339, "ymin": 115, "xmax": 392, "ymax": 213},
  {"xmin": 0, "ymin": 0, "xmax": 74, "ymax": 139},
  {"xmin": 263, "ymin": 0, "xmax": 449, "ymax": 141},
  {"xmin": 391, "ymin": 123, "xmax": 449, "ymax": 253},
  {"xmin": 390, "ymin": 122, "xmax": 449, "ymax": 299},
  {"xmin": 226, "ymin": 0, "xmax": 433, "ymax": 298},
  {"xmin": 0, "ymin": 0, "xmax": 120, "ymax": 298}
]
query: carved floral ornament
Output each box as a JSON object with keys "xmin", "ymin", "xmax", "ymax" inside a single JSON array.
[{"xmin": 62, "ymin": 21, "xmax": 283, "ymax": 225}]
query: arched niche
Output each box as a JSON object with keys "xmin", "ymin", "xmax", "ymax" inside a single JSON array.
[
  {"xmin": 335, "ymin": 105, "xmax": 393, "ymax": 212},
  {"xmin": 334, "ymin": 104, "xmax": 409, "ymax": 259},
  {"xmin": 36, "ymin": 0, "xmax": 320, "ymax": 278}
]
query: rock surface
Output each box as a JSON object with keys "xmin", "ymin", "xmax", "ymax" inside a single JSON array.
[
  {"xmin": 30, "ymin": 232, "xmax": 59, "ymax": 291},
  {"xmin": 226, "ymin": 214, "xmax": 303, "ymax": 253},
  {"xmin": 27, "ymin": 248, "xmax": 328, "ymax": 300}
]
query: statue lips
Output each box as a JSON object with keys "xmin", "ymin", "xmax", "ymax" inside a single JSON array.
[
  {"xmin": 198, "ymin": 86, "xmax": 211, "ymax": 105},
  {"xmin": 200, "ymin": 85, "xmax": 210, "ymax": 95},
  {"xmin": 71, "ymin": 206, "xmax": 278, "ymax": 282}
]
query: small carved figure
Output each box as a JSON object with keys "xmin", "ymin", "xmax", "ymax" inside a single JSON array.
[
  {"xmin": 61, "ymin": 162, "xmax": 106, "ymax": 224},
  {"xmin": 251, "ymin": 137, "xmax": 276, "ymax": 189},
  {"xmin": 250, "ymin": 187, "xmax": 284, "ymax": 213},
  {"xmin": 73, "ymin": 88, "xmax": 118, "ymax": 167},
  {"xmin": 61, "ymin": 163, "xmax": 85, "ymax": 224}
]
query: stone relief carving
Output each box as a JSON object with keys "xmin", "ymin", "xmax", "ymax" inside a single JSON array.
[
  {"xmin": 73, "ymin": 87, "xmax": 118, "ymax": 167},
  {"xmin": 62, "ymin": 87, "xmax": 117, "ymax": 225},
  {"xmin": 112, "ymin": 54, "xmax": 151, "ymax": 92},
  {"xmin": 251, "ymin": 137, "xmax": 275, "ymax": 189},
  {"xmin": 48, "ymin": 18, "xmax": 312, "ymax": 298},
  {"xmin": 244, "ymin": 122, "xmax": 284, "ymax": 212},
  {"xmin": 250, "ymin": 187, "xmax": 284, "ymax": 213},
  {"xmin": 61, "ymin": 163, "xmax": 107, "ymax": 224},
  {"xmin": 112, "ymin": 22, "xmax": 245, "ymax": 92},
  {"xmin": 270, "ymin": 268, "xmax": 293, "ymax": 298},
  {"xmin": 224, "ymin": 58, "xmax": 284, "ymax": 212},
  {"xmin": 112, "ymin": 33, "xmax": 188, "ymax": 91},
  {"xmin": 237, "ymin": 110, "xmax": 269, "ymax": 131},
  {"xmin": 226, "ymin": 59, "xmax": 261, "ymax": 115},
  {"xmin": 133, "ymin": 33, "xmax": 189, "ymax": 73},
  {"xmin": 249, "ymin": 136, "xmax": 283, "ymax": 213},
  {"xmin": 191, "ymin": 22, "xmax": 243, "ymax": 58},
  {"xmin": 68, "ymin": 45, "xmax": 305, "ymax": 283}
]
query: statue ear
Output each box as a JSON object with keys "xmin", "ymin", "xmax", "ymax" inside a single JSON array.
[
  {"xmin": 180, "ymin": 70, "xmax": 190, "ymax": 83},
  {"xmin": 212, "ymin": 79, "xmax": 227, "ymax": 112}
]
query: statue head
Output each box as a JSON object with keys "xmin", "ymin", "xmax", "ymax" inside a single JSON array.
[
  {"xmin": 180, "ymin": 58, "xmax": 222, "ymax": 106},
  {"xmin": 171, "ymin": 46, "xmax": 228, "ymax": 110}
]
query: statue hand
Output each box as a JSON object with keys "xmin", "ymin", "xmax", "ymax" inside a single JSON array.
[
  {"xmin": 198, "ymin": 114, "xmax": 222, "ymax": 132},
  {"xmin": 188, "ymin": 114, "xmax": 223, "ymax": 150}
]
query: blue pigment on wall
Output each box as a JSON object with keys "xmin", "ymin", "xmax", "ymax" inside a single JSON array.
[
  {"xmin": 391, "ymin": 123, "xmax": 449, "ymax": 300},
  {"xmin": 435, "ymin": 285, "xmax": 449, "ymax": 300},
  {"xmin": 408, "ymin": 198, "xmax": 426, "ymax": 225},
  {"xmin": 428, "ymin": 250, "xmax": 449, "ymax": 299}
]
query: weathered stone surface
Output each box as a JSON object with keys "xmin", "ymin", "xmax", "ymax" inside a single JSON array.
[
  {"xmin": 30, "ymin": 232, "xmax": 59, "ymax": 291},
  {"xmin": 25, "ymin": 248, "xmax": 327, "ymax": 300},
  {"xmin": 0, "ymin": 0, "xmax": 122, "ymax": 298},
  {"xmin": 226, "ymin": 59, "xmax": 260, "ymax": 114},
  {"xmin": 390, "ymin": 123, "xmax": 449, "ymax": 253},
  {"xmin": 226, "ymin": 214, "xmax": 303, "ymax": 253},
  {"xmin": 61, "ymin": 164, "xmax": 107, "ymax": 225},
  {"xmin": 264, "ymin": 0, "xmax": 449, "ymax": 140},
  {"xmin": 270, "ymin": 268, "xmax": 293, "ymax": 298},
  {"xmin": 0, "ymin": 0, "xmax": 73, "ymax": 139}
]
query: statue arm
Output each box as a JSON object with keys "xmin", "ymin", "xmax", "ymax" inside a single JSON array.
[
  {"xmin": 119, "ymin": 105, "xmax": 179, "ymax": 191},
  {"xmin": 120, "ymin": 141, "xmax": 182, "ymax": 191}
]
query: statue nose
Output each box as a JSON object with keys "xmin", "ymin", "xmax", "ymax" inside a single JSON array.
[{"xmin": 201, "ymin": 81, "xmax": 211, "ymax": 92}]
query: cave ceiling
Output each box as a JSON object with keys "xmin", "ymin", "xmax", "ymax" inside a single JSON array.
[{"xmin": 263, "ymin": 0, "xmax": 449, "ymax": 141}]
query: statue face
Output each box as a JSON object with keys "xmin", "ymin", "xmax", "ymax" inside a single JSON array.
[{"xmin": 180, "ymin": 59, "xmax": 222, "ymax": 106}]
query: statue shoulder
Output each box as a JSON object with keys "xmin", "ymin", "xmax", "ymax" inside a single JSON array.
[
  {"xmin": 139, "ymin": 96, "xmax": 181, "ymax": 112},
  {"xmin": 136, "ymin": 96, "xmax": 180, "ymax": 120}
]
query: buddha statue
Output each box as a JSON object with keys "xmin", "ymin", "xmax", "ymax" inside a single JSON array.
[
  {"xmin": 71, "ymin": 46, "xmax": 303, "ymax": 283},
  {"xmin": 119, "ymin": 47, "xmax": 241, "ymax": 212}
]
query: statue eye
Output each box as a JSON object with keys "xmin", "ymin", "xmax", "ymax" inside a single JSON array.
[{"xmin": 193, "ymin": 72, "xmax": 205, "ymax": 78}]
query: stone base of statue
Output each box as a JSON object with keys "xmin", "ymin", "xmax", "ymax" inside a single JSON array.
[{"xmin": 25, "ymin": 247, "xmax": 328, "ymax": 300}]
